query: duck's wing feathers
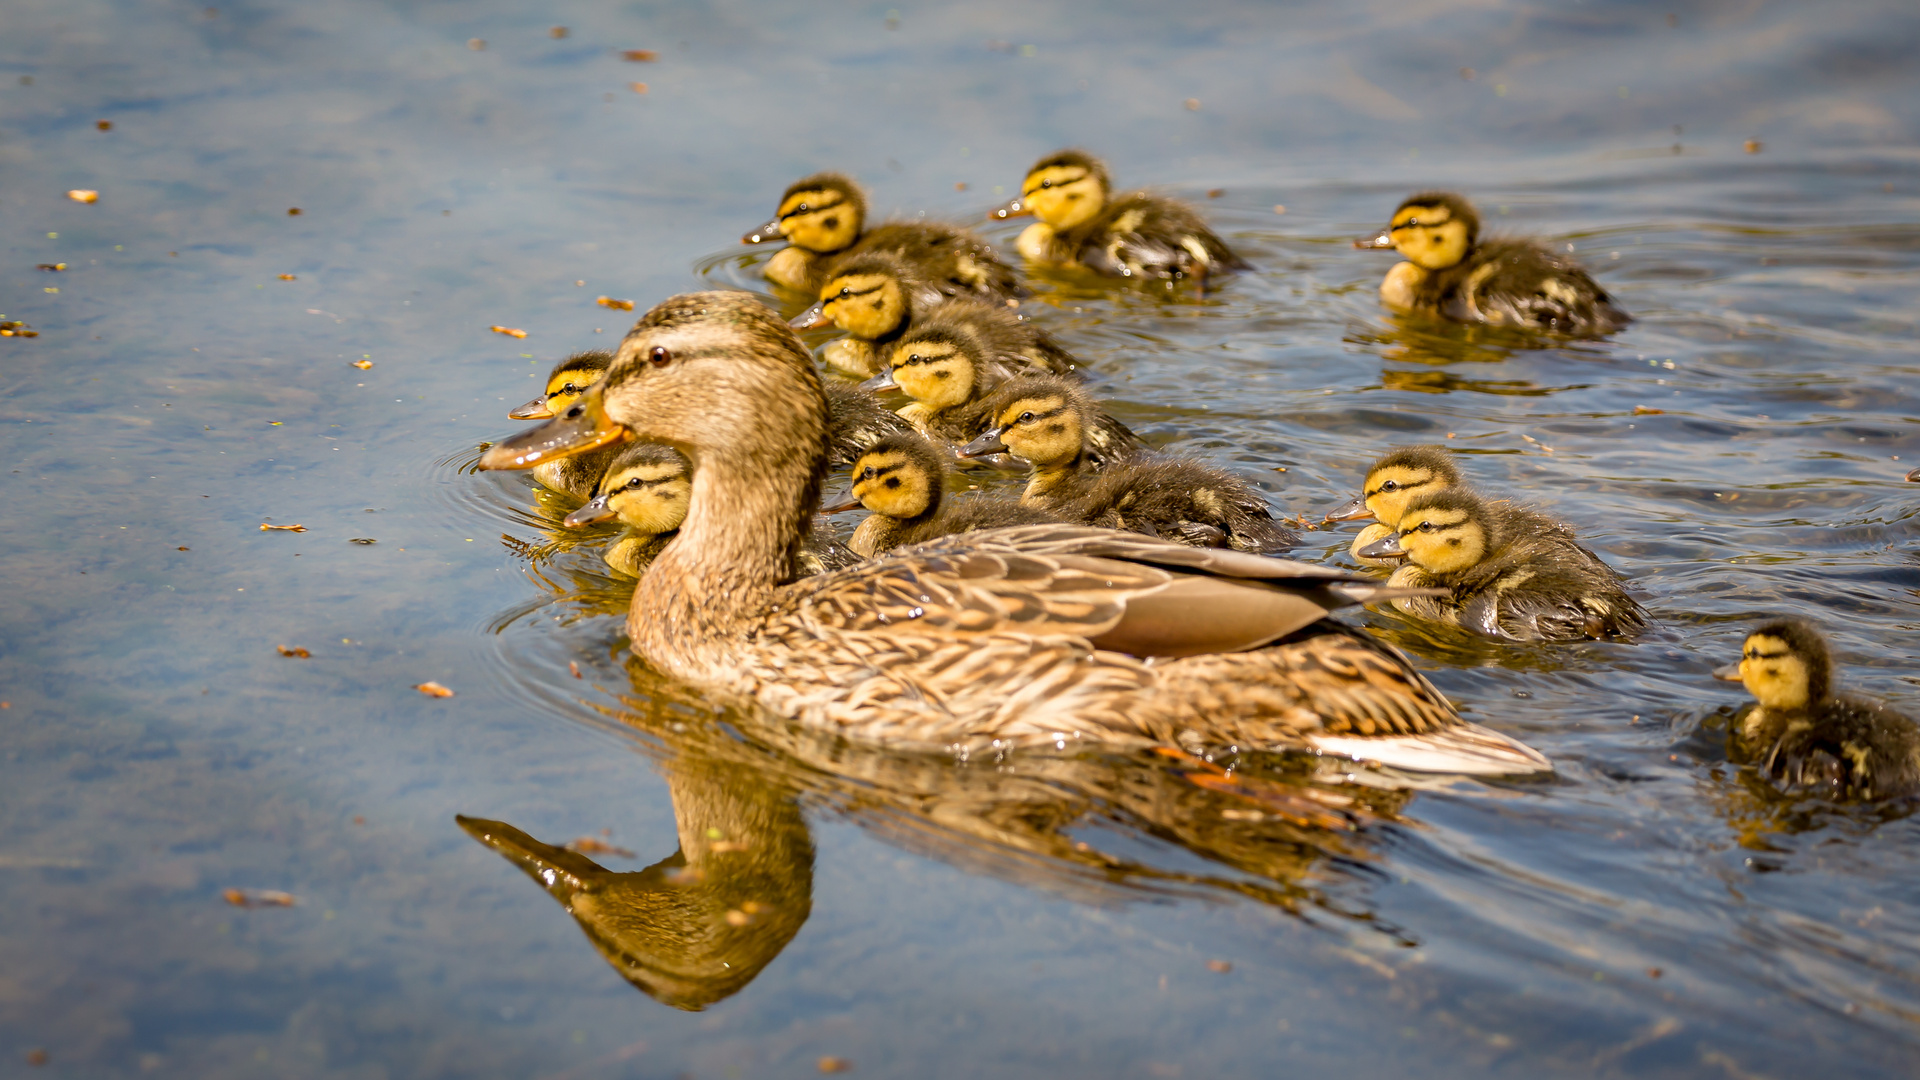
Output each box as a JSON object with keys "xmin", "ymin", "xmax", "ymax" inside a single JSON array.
[
  {"xmin": 1440, "ymin": 240, "xmax": 1630, "ymax": 333},
  {"xmin": 1072, "ymin": 193, "xmax": 1248, "ymax": 279}
]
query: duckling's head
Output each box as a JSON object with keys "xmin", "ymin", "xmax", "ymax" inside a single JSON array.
[
  {"xmin": 878, "ymin": 324, "xmax": 983, "ymax": 411},
  {"xmin": 565, "ymin": 443, "xmax": 692, "ymax": 533},
  {"xmin": 845, "ymin": 434, "xmax": 947, "ymax": 521},
  {"xmin": 1011, "ymin": 149, "xmax": 1110, "ymax": 231},
  {"xmin": 809, "ymin": 254, "xmax": 911, "ymax": 340},
  {"xmin": 743, "ymin": 173, "xmax": 866, "ymax": 254},
  {"xmin": 1327, "ymin": 445, "xmax": 1466, "ymax": 524},
  {"xmin": 1714, "ymin": 620, "xmax": 1833, "ymax": 712},
  {"xmin": 961, "ymin": 375, "xmax": 1087, "ymax": 467},
  {"xmin": 510, "ymin": 350, "xmax": 612, "ymax": 420},
  {"xmin": 1364, "ymin": 490, "xmax": 1494, "ymax": 574},
  {"xmin": 1360, "ymin": 192, "xmax": 1480, "ymax": 271}
]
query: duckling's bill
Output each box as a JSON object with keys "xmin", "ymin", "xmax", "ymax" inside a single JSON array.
[
  {"xmin": 1356, "ymin": 532, "xmax": 1409, "ymax": 561},
  {"xmin": 818, "ymin": 489, "xmax": 861, "ymax": 514},
  {"xmin": 1353, "ymin": 228, "xmax": 1395, "ymax": 250},
  {"xmin": 1324, "ymin": 495, "xmax": 1372, "ymax": 522},
  {"xmin": 859, "ymin": 368, "xmax": 900, "ymax": 392},
  {"xmin": 957, "ymin": 426, "xmax": 1009, "ymax": 458},
  {"xmin": 742, "ymin": 217, "xmax": 784, "ymax": 245},
  {"xmin": 562, "ymin": 493, "xmax": 619, "ymax": 528},
  {"xmin": 1711, "ymin": 663, "xmax": 1743, "ymax": 682},
  {"xmin": 987, "ymin": 196, "xmax": 1031, "ymax": 221},
  {"xmin": 507, "ymin": 395, "xmax": 554, "ymax": 420},
  {"xmin": 790, "ymin": 302, "xmax": 830, "ymax": 329},
  {"xmin": 479, "ymin": 389, "xmax": 631, "ymax": 471}
]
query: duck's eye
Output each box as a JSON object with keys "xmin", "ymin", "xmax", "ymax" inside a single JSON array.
[
  {"xmin": 1017, "ymin": 411, "xmax": 1036, "ymax": 424},
  {"xmin": 1039, "ymin": 179, "xmax": 1052, "ymax": 189},
  {"xmin": 796, "ymin": 203, "xmax": 808, "ymax": 213},
  {"xmin": 1417, "ymin": 521, "xmax": 1435, "ymax": 532},
  {"xmin": 1380, "ymin": 480, "xmax": 1399, "ymax": 492},
  {"xmin": 838, "ymin": 287, "xmax": 851, "ymax": 299},
  {"xmin": 649, "ymin": 346, "xmax": 672, "ymax": 367}
]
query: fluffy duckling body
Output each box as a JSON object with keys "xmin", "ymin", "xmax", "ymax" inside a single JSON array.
[
  {"xmin": 1356, "ymin": 192, "xmax": 1629, "ymax": 334},
  {"xmin": 990, "ymin": 150, "xmax": 1246, "ymax": 286},
  {"xmin": 743, "ymin": 173, "xmax": 1019, "ymax": 302},
  {"xmin": 479, "ymin": 291, "xmax": 1548, "ymax": 775},
  {"xmin": 865, "ymin": 315, "xmax": 1140, "ymax": 460},
  {"xmin": 793, "ymin": 254, "xmax": 1074, "ymax": 379},
  {"xmin": 1714, "ymin": 621, "xmax": 1920, "ymax": 801},
  {"xmin": 827, "ymin": 435, "xmax": 1062, "ymax": 557},
  {"xmin": 962, "ymin": 376, "xmax": 1297, "ymax": 554},
  {"xmin": 822, "ymin": 379, "xmax": 916, "ymax": 466},
  {"xmin": 511, "ymin": 351, "xmax": 621, "ymax": 498},
  {"xmin": 1359, "ymin": 490, "xmax": 1644, "ymax": 642}
]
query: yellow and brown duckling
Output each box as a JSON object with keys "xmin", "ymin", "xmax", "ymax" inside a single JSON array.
[
  {"xmin": 479, "ymin": 291, "xmax": 1547, "ymax": 775},
  {"xmin": 1324, "ymin": 445, "xmax": 1469, "ymax": 569},
  {"xmin": 743, "ymin": 172, "xmax": 1020, "ymax": 302},
  {"xmin": 792, "ymin": 252, "xmax": 1074, "ymax": 379},
  {"xmin": 861, "ymin": 313, "xmax": 1140, "ymax": 460},
  {"xmin": 1714, "ymin": 621, "xmax": 1919, "ymax": 801},
  {"xmin": 508, "ymin": 350, "xmax": 621, "ymax": 498},
  {"xmin": 1355, "ymin": 192, "xmax": 1629, "ymax": 334},
  {"xmin": 961, "ymin": 376, "xmax": 1298, "ymax": 555},
  {"xmin": 823, "ymin": 434, "xmax": 1063, "ymax": 558},
  {"xmin": 1358, "ymin": 489, "xmax": 1645, "ymax": 642},
  {"xmin": 989, "ymin": 149, "xmax": 1247, "ymax": 288}
]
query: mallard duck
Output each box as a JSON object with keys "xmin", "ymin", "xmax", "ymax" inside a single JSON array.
[
  {"xmin": 742, "ymin": 172, "xmax": 1020, "ymax": 302},
  {"xmin": 1713, "ymin": 621, "xmax": 1920, "ymax": 801},
  {"xmin": 1357, "ymin": 490, "xmax": 1645, "ymax": 642},
  {"xmin": 509, "ymin": 350, "xmax": 620, "ymax": 498},
  {"xmin": 988, "ymin": 149, "xmax": 1247, "ymax": 287},
  {"xmin": 860, "ymin": 313, "xmax": 1140, "ymax": 460},
  {"xmin": 478, "ymin": 291, "xmax": 1547, "ymax": 774},
  {"xmin": 1354, "ymin": 192, "xmax": 1629, "ymax": 333},
  {"xmin": 822, "ymin": 434, "xmax": 1062, "ymax": 557},
  {"xmin": 566, "ymin": 441, "xmax": 856, "ymax": 578},
  {"xmin": 791, "ymin": 253, "xmax": 1074, "ymax": 378},
  {"xmin": 957, "ymin": 375, "xmax": 1298, "ymax": 555}
]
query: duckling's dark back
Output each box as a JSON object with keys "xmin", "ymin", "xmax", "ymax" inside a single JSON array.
[
  {"xmin": 1061, "ymin": 457, "xmax": 1297, "ymax": 555},
  {"xmin": 1423, "ymin": 239, "xmax": 1629, "ymax": 334}
]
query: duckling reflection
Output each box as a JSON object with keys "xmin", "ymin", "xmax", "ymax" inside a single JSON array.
[{"xmin": 456, "ymin": 748, "xmax": 813, "ymax": 1011}]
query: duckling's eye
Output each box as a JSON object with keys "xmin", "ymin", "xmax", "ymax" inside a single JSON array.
[
  {"xmin": 795, "ymin": 202, "xmax": 808, "ymax": 212},
  {"xmin": 1039, "ymin": 179, "xmax": 1052, "ymax": 189},
  {"xmin": 649, "ymin": 346, "xmax": 672, "ymax": 367},
  {"xmin": 1380, "ymin": 480, "xmax": 1399, "ymax": 492},
  {"xmin": 625, "ymin": 477, "xmax": 644, "ymax": 490},
  {"xmin": 1017, "ymin": 411, "xmax": 1036, "ymax": 424},
  {"xmin": 838, "ymin": 287, "xmax": 852, "ymax": 299},
  {"xmin": 906, "ymin": 353, "xmax": 921, "ymax": 365},
  {"xmin": 859, "ymin": 467, "xmax": 877, "ymax": 481},
  {"xmin": 1417, "ymin": 521, "xmax": 1436, "ymax": 532}
]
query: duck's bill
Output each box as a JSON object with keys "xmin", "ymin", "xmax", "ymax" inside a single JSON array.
[
  {"xmin": 1355, "ymin": 532, "xmax": 1409, "ymax": 561},
  {"xmin": 562, "ymin": 493, "xmax": 618, "ymax": 528},
  {"xmin": 956, "ymin": 427, "xmax": 1009, "ymax": 458},
  {"xmin": 1323, "ymin": 495, "xmax": 1372, "ymax": 523},
  {"xmin": 478, "ymin": 390, "xmax": 630, "ymax": 471},
  {"xmin": 1711, "ymin": 663, "xmax": 1743, "ymax": 682},
  {"xmin": 859, "ymin": 368, "xmax": 900, "ymax": 392},
  {"xmin": 987, "ymin": 196, "xmax": 1031, "ymax": 221},
  {"xmin": 742, "ymin": 217, "xmax": 784, "ymax": 245},
  {"xmin": 789, "ymin": 302, "xmax": 830, "ymax": 330},
  {"xmin": 818, "ymin": 490, "xmax": 861, "ymax": 514},
  {"xmin": 507, "ymin": 396, "xmax": 553, "ymax": 421},
  {"xmin": 1353, "ymin": 228, "xmax": 1396, "ymax": 250}
]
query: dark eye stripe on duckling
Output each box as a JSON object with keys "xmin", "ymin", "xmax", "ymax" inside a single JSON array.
[
  {"xmin": 1024, "ymin": 168, "xmax": 1088, "ymax": 196},
  {"xmin": 832, "ymin": 282, "xmax": 886, "ymax": 300},
  {"xmin": 1008, "ymin": 402, "xmax": 1067, "ymax": 425},
  {"xmin": 859, "ymin": 459, "xmax": 906, "ymax": 482},
  {"xmin": 780, "ymin": 196, "xmax": 846, "ymax": 222}
]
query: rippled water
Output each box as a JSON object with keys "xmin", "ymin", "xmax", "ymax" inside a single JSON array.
[{"xmin": 5, "ymin": 0, "xmax": 1920, "ymax": 1075}]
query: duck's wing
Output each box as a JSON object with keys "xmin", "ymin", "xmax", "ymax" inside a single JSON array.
[
  {"xmin": 1446, "ymin": 241, "xmax": 1630, "ymax": 333},
  {"xmin": 1075, "ymin": 194, "xmax": 1247, "ymax": 279}
]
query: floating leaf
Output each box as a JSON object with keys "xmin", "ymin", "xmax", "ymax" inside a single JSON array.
[
  {"xmin": 413, "ymin": 681, "xmax": 455, "ymax": 698},
  {"xmin": 490, "ymin": 325, "xmax": 528, "ymax": 338}
]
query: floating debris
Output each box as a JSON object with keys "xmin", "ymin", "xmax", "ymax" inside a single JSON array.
[
  {"xmin": 96, "ymin": 119, "xmax": 112, "ymax": 131},
  {"xmin": 36, "ymin": 263, "xmax": 64, "ymax": 271},
  {"xmin": 817, "ymin": 1056, "xmax": 853, "ymax": 1074},
  {"xmin": 621, "ymin": 49, "xmax": 657, "ymax": 61},
  {"xmin": 1184, "ymin": 98, "xmax": 1201, "ymax": 111},
  {"xmin": 1207, "ymin": 188, "xmax": 1225, "ymax": 198},
  {"xmin": 223, "ymin": 888, "xmax": 296, "ymax": 907},
  {"xmin": 1744, "ymin": 139, "xmax": 1763, "ymax": 154},
  {"xmin": 26, "ymin": 1049, "xmax": 48, "ymax": 1067},
  {"xmin": 597, "ymin": 296, "xmax": 635, "ymax": 311},
  {"xmin": 413, "ymin": 681, "xmax": 455, "ymax": 698},
  {"xmin": 276, "ymin": 645, "xmax": 311, "ymax": 658},
  {"xmin": 352, "ymin": 358, "xmax": 373, "ymax": 370},
  {"xmin": 1, "ymin": 321, "xmax": 39, "ymax": 338},
  {"xmin": 260, "ymin": 522, "xmax": 307, "ymax": 532},
  {"xmin": 67, "ymin": 189, "xmax": 99, "ymax": 203},
  {"xmin": 490, "ymin": 325, "xmax": 528, "ymax": 338},
  {"xmin": 1272, "ymin": 204, "xmax": 1287, "ymax": 215},
  {"xmin": 287, "ymin": 207, "xmax": 302, "ymax": 215},
  {"xmin": 278, "ymin": 273, "xmax": 296, "ymax": 281},
  {"xmin": 565, "ymin": 836, "xmax": 636, "ymax": 858},
  {"xmin": 1633, "ymin": 405, "xmax": 1665, "ymax": 415},
  {"xmin": 549, "ymin": 26, "xmax": 568, "ymax": 38},
  {"xmin": 1207, "ymin": 959, "xmax": 1233, "ymax": 973},
  {"xmin": 348, "ymin": 537, "xmax": 376, "ymax": 545},
  {"xmin": 629, "ymin": 82, "xmax": 649, "ymax": 94},
  {"xmin": 568, "ymin": 660, "xmax": 582, "ymax": 679},
  {"xmin": 468, "ymin": 38, "xmax": 486, "ymax": 50},
  {"xmin": 954, "ymin": 181, "xmax": 969, "ymax": 192}
]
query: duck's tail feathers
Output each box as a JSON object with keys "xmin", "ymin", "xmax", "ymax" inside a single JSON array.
[{"xmin": 1308, "ymin": 722, "xmax": 1552, "ymax": 777}]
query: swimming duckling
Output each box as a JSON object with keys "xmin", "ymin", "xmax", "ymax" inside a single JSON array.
[
  {"xmin": 862, "ymin": 315, "xmax": 1140, "ymax": 460},
  {"xmin": 1358, "ymin": 490, "xmax": 1645, "ymax": 642},
  {"xmin": 509, "ymin": 350, "xmax": 621, "ymax": 498},
  {"xmin": 988, "ymin": 149, "xmax": 1247, "ymax": 288},
  {"xmin": 480, "ymin": 290, "xmax": 1548, "ymax": 775},
  {"xmin": 1324, "ymin": 445, "xmax": 1469, "ymax": 569},
  {"xmin": 742, "ymin": 172, "xmax": 1020, "ymax": 302},
  {"xmin": 821, "ymin": 378, "xmax": 916, "ymax": 466},
  {"xmin": 960, "ymin": 376, "xmax": 1298, "ymax": 554},
  {"xmin": 1354, "ymin": 192, "xmax": 1629, "ymax": 334},
  {"xmin": 1713, "ymin": 620, "xmax": 1920, "ymax": 801},
  {"xmin": 823, "ymin": 434, "xmax": 1063, "ymax": 557},
  {"xmin": 792, "ymin": 253, "xmax": 1074, "ymax": 378}
]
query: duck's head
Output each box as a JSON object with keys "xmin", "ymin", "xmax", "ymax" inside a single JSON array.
[
  {"xmin": 957, "ymin": 375, "xmax": 1087, "ymax": 467},
  {"xmin": 1714, "ymin": 620, "xmax": 1832, "ymax": 712},
  {"xmin": 1357, "ymin": 490, "xmax": 1494, "ymax": 574},
  {"xmin": 481, "ymin": 292, "xmax": 828, "ymax": 495},
  {"xmin": 1325, "ymin": 445, "xmax": 1465, "ymax": 524},
  {"xmin": 789, "ymin": 254, "xmax": 911, "ymax": 339},
  {"xmin": 563, "ymin": 442, "xmax": 692, "ymax": 532},
  {"xmin": 822, "ymin": 434, "xmax": 947, "ymax": 521},
  {"xmin": 1355, "ymin": 192, "xmax": 1480, "ymax": 271},
  {"xmin": 509, "ymin": 350, "xmax": 612, "ymax": 420},
  {"xmin": 742, "ymin": 172, "xmax": 866, "ymax": 254},
  {"xmin": 863, "ymin": 323, "xmax": 982, "ymax": 411},
  {"xmin": 990, "ymin": 149, "xmax": 1109, "ymax": 231}
]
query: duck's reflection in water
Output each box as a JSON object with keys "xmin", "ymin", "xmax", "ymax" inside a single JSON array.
[
  {"xmin": 1349, "ymin": 311, "xmax": 1610, "ymax": 398},
  {"xmin": 462, "ymin": 658, "xmax": 1417, "ymax": 1008}
]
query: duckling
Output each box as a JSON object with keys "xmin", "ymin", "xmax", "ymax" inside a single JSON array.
[
  {"xmin": 823, "ymin": 434, "xmax": 1063, "ymax": 557},
  {"xmin": 821, "ymin": 378, "xmax": 916, "ymax": 466},
  {"xmin": 860, "ymin": 314, "xmax": 1140, "ymax": 460},
  {"xmin": 1354, "ymin": 192, "xmax": 1629, "ymax": 334},
  {"xmin": 479, "ymin": 291, "xmax": 1548, "ymax": 775},
  {"xmin": 988, "ymin": 149, "xmax": 1247, "ymax": 287},
  {"xmin": 742, "ymin": 172, "xmax": 1020, "ymax": 302},
  {"xmin": 791, "ymin": 253, "xmax": 1075, "ymax": 378},
  {"xmin": 959, "ymin": 375, "xmax": 1298, "ymax": 554},
  {"xmin": 1324, "ymin": 445, "xmax": 1468, "ymax": 569},
  {"xmin": 1713, "ymin": 620, "xmax": 1920, "ymax": 801},
  {"xmin": 1357, "ymin": 490, "xmax": 1645, "ymax": 642},
  {"xmin": 509, "ymin": 350, "xmax": 621, "ymax": 498}
]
